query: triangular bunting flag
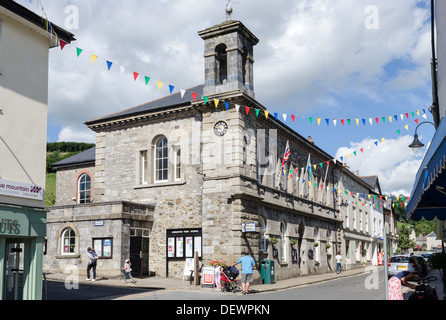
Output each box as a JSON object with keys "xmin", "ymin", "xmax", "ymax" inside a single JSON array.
[
  {"xmin": 214, "ymin": 99, "xmax": 219, "ymax": 108},
  {"xmin": 192, "ymin": 92, "xmax": 197, "ymax": 101},
  {"xmin": 225, "ymin": 102, "xmax": 230, "ymax": 110},
  {"xmin": 157, "ymin": 81, "xmax": 163, "ymax": 90},
  {"xmin": 291, "ymin": 115, "xmax": 296, "ymax": 122},
  {"xmin": 91, "ymin": 54, "xmax": 98, "ymax": 63},
  {"xmin": 106, "ymin": 61, "xmax": 113, "ymax": 71},
  {"xmin": 76, "ymin": 47, "xmax": 83, "ymax": 57},
  {"xmin": 245, "ymin": 107, "xmax": 250, "ymax": 115},
  {"xmin": 144, "ymin": 76, "xmax": 150, "ymax": 85},
  {"xmin": 169, "ymin": 85, "xmax": 174, "ymax": 94},
  {"xmin": 264, "ymin": 111, "xmax": 269, "ymax": 119},
  {"xmin": 180, "ymin": 90, "xmax": 186, "ymax": 98},
  {"xmin": 203, "ymin": 96, "xmax": 208, "ymax": 104},
  {"xmin": 235, "ymin": 104, "xmax": 240, "ymax": 112},
  {"xmin": 60, "ymin": 40, "xmax": 67, "ymax": 50},
  {"xmin": 133, "ymin": 72, "xmax": 139, "ymax": 81}
]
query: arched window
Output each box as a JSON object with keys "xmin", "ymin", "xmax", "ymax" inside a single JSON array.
[
  {"xmin": 215, "ymin": 44, "xmax": 227, "ymax": 84},
  {"xmin": 154, "ymin": 136, "xmax": 168, "ymax": 182},
  {"xmin": 61, "ymin": 228, "xmax": 76, "ymax": 255},
  {"xmin": 78, "ymin": 173, "xmax": 91, "ymax": 203}
]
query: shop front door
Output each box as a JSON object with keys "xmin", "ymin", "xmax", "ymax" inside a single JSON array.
[{"xmin": 3, "ymin": 241, "xmax": 25, "ymax": 300}]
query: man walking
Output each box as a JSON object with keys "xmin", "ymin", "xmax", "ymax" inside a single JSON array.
[{"xmin": 233, "ymin": 249, "xmax": 255, "ymax": 295}]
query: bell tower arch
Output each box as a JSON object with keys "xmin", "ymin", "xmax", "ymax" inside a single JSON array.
[{"xmin": 198, "ymin": 20, "xmax": 259, "ymax": 99}]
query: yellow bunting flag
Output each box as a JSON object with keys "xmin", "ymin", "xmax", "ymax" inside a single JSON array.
[
  {"xmin": 214, "ymin": 99, "xmax": 219, "ymax": 108},
  {"xmin": 158, "ymin": 81, "xmax": 163, "ymax": 90},
  {"xmin": 91, "ymin": 54, "xmax": 98, "ymax": 63},
  {"xmin": 264, "ymin": 111, "xmax": 269, "ymax": 119}
]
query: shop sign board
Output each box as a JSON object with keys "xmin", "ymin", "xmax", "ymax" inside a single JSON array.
[{"xmin": 0, "ymin": 179, "xmax": 44, "ymax": 201}]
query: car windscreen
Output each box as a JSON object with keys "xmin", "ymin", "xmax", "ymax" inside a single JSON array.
[{"xmin": 390, "ymin": 256, "xmax": 412, "ymax": 263}]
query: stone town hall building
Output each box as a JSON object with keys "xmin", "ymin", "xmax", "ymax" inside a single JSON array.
[{"xmin": 44, "ymin": 19, "xmax": 389, "ymax": 281}]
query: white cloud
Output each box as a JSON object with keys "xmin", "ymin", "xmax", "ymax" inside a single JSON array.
[
  {"xmin": 57, "ymin": 126, "xmax": 95, "ymax": 143},
  {"xmin": 335, "ymin": 135, "xmax": 424, "ymax": 195}
]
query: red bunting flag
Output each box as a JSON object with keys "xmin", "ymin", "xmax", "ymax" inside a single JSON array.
[
  {"xmin": 341, "ymin": 119, "xmax": 345, "ymax": 126},
  {"xmin": 245, "ymin": 107, "xmax": 250, "ymax": 115},
  {"xmin": 192, "ymin": 92, "xmax": 197, "ymax": 101},
  {"xmin": 133, "ymin": 72, "xmax": 139, "ymax": 81},
  {"xmin": 291, "ymin": 115, "xmax": 295, "ymax": 122},
  {"xmin": 60, "ymin": 40, "xmax": 67, "ymax": 50}
]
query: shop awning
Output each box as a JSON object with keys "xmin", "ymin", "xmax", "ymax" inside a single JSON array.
[{"xmin": 407, "ymin": 117, "xmax": 446, "ymax": 221}]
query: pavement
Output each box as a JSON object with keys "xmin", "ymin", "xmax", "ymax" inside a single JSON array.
[{"xmin": 44, "ymin": 266, "xmax": 445, "ymax": 300}]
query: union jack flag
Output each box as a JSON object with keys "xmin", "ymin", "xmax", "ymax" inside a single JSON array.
[{"xmin": 280, "ymin": 140, "xmax": 290, "ymax": 175}]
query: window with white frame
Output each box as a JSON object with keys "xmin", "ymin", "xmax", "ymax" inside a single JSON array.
[
  {"xmin": 154, "ymin": 136, "xmax": 168, "ymax": 182},
  {"xmin": 78, "ymin": 173, "xmax": 91, "ymax": 203},
  {"xmin": 61, "ymin": 228, "xmax": 76, "ymax": 255},
  {"xmin": 175, "ymin": 147, "xmax": 181, "ymax": 181},
  {"xmin": 140, "ymin": 150, "xmax": 149, "ymax": 184},
  {"xmin": 280, "ymin": 221, "xmax": 287, "ymax": 262}
]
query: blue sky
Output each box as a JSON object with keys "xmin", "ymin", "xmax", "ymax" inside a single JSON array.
[{"xmin": 16, "ymin": 0, "xmax": 436, "ymax": 195}]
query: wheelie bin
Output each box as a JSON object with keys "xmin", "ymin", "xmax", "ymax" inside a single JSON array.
[{"xmin": 260, "ymin": 260, "xmax": 275, "ymax": 284}]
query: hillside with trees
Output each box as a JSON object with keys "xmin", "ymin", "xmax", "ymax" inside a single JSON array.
[{"xmin": 45, "ymin": 142, "xmax": 95, "ymax": 206}]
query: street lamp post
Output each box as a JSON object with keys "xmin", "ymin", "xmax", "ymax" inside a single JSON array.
[{"xmin": 408, "ymin": 121, "xmax": 435, "ymax": 154}]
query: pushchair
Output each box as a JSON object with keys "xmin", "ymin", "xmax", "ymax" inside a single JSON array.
[{"xmin": 221, "ymin": 266, "xmax": 240, "ymax": 293}]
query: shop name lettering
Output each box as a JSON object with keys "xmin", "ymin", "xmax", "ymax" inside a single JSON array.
[
  {"xmin": 176, "ymin": 304, "xmax": 270, "ymax": 317},
  {"xmin": 0, "ymin": 183, "xmax": 41, "ymax": 194},
  {"xmin": 0, "ymin": 219, "xmax": 21, "ymax": 235}
]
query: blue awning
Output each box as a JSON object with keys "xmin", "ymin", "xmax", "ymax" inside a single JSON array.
[{"xmin": 407, "ymin": 117, "xmax": 446, "ymax": 221}]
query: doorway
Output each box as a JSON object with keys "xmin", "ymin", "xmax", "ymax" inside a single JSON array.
[
  {"xmin": 3, "ymin": 241, "xmax": 25, "ymax": 300},
  {"xmin": 129, "ymin": 228, "xmax": 150, "ymax": 277}
]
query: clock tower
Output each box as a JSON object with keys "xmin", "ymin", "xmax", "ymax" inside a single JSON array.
[{"xmin": 198, "ymin": 19, "xmax": 259, "ymax": 99}]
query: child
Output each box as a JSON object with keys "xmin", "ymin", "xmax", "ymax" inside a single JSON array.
[
  {"xmin": 214, "ymin": 262, "xmax": 222, "ymax": 290},
  {"xmin": 122, "ymin": 259, "xmax": 136, "ymax": 284}
]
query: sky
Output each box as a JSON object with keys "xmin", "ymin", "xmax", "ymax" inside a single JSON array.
[{"xmin": 16, "ymin": 0, "xmax": 437, "ymax": 196}]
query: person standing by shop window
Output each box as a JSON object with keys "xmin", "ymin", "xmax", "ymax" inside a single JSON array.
[{"xmin": 86, "ymin": 247, "xmax": 98, "ymax": 281}]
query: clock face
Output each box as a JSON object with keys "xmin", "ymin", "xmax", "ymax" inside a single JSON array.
[{"xmin": 213, "ymin": 121, "xmax": 228, "ymax": 136}]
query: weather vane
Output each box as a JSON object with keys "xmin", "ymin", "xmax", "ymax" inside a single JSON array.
[{"xmin": 225, "ymin": 0, "xmax": 238, "ymax": 20}]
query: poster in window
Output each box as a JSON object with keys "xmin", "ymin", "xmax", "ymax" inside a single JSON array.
[
  {"xmin": 185, "ymin": 236, "xmax": 193, "ymax": 257},
  {"xmin": 168, "ymin": 237, "xmax": 175, "ymax": 258},
  {"xmin": 176, "ymin": 237, "xmax": 184, "ymax": 258},
  {"xmin": 194, "ymin": 236, "xmax": 202, "ymax": 257},
  {"xmin": 103, "ymin": 239, "xmax": 112, "ymax": 257}
]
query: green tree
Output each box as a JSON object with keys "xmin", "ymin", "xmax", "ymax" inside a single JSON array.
[{"xmin": 397, "ymin": 223, "xmax": 417, "ymax": 252}]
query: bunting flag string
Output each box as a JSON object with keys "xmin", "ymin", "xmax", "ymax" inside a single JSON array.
[{"xmin": 61, "ymin": 41, "xmax": 429, "ymax": 131}]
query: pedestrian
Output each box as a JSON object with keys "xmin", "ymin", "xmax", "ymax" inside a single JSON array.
[
  {"xmin": 214, "ymin": 262, "xmax": 222, "ymax": 290},
  {"xmin": 122, "ymin": 259, "xmax": 136, "ymax": 284},
  {"xmin": 388, "ymin": 271, "xmax": 420, "ymax": 300},
  {"xmin": 86, "ymin": 247, "xmax": 98, "ymax": 281},
  {"xmin": 233, "ymin": 249, "xmax": 255, "ymax": 295},
  {"xmin": 335, "ymin": 252, "xmax": 343, "ymax": 274}
]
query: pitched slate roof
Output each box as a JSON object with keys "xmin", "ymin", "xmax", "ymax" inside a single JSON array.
[
  {"xmin": 52, "ymin": 147, "xmax": 96, "ymax": 169},
  {"xmin": 359, "ymin": 175, "xmax": 382, "ymax": 195},
  {"xmin": 85, "ymin": 84, "xmax": 204, "ymax": 126}
]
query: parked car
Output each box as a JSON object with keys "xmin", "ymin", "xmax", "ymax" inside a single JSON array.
[
  {"xmin": 387, "ymin": 255, "xmax": 428, "ymax": 278},
  {"xmin": 421, "ymin": 252, "xmax": 433, "ymax": 262}
]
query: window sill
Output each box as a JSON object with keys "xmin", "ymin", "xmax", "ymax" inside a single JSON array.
[
  {"xmin": 55, "ymin": 254, "xmax": 80, "ymax": 259},
  {"xmin": 134, "ymin": 180, "xmax": 186, "ymax": 189}
]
